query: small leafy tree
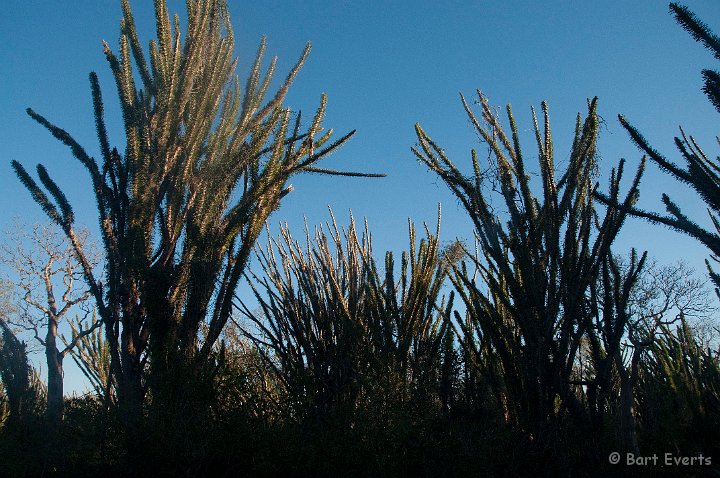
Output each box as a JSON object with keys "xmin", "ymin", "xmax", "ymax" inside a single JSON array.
[{"xmin": 11, "ymin": 0, "xmax": 381, "ymax": 437}]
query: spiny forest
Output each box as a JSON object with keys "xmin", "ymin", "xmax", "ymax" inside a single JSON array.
[{"xmin": 1, "ymin": 1, "xmax": 719, "ymax": 477}]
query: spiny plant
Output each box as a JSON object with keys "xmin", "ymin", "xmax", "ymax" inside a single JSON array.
[
  {"xmin": 636, "ymin": 317, "xmax": 720, "ymax": 453},
  {"xmin": 598, "ymin": 3, "xmax": 720, "ymax": 295},
  {"xmin": 237, "ymin": 210, "xmax": 453, "ymax": 420},
  {"xmin": 0, "ymin": 320, "xmax": 32, "ymax": 429},
  {"xmin": 62, "ymin": 313, "xmax": 115, "ymax": 406},
  {"xmin": 671, "ymin": 3, "xmax": 720, "ymax": 113},
  {"xmin": 0, "ymin": 320, "xmax": 45, "ymax": 430},
  {"xmin": 414, "ymin": 92, "xmax": 644, "ymax": 440},
  {"xmin": 10, "ymin": 0, "xmax": 382, "ymax": 434}
]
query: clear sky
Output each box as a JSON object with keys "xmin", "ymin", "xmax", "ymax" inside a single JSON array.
[{"xmin": 2, "ymin": 1, "xmax": 720, "ymax": 393}]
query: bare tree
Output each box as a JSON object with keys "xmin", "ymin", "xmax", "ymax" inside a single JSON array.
[
  {"xmin": 627, "ymin": 259, "xmax": 716, "ymax": 341},
  {"xmin": 1, "ymin": 223, "xmax": 99, "ymax": 426},
  {"xmin": 0, "ymin": 279, "xmax": 46, "ymax": 429}
]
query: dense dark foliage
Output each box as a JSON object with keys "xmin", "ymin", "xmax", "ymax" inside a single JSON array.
[{"xmin": 2, "ymin": 1, "xmax": 720, "ymax": 477}]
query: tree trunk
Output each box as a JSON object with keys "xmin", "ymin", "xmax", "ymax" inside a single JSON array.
[
  {"xmin": 119, "ymin": 351, "xmax": 144, "ymax": 428},
  {"xmin": 46, "ymin": 321, "xmax": 64, "ymax": 426},
  {"xmin": 619, "ymin": 351, "xmax": 641, "ymax": 455},
  {"xmin": 119, "ymin": 365, "xmax": 145, "ymax": 464},
  {"xmin": 619, "ymin": 375, "xmax": 639, "ymax": 454}
]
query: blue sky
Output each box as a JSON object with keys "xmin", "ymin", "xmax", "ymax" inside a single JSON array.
[{"xmin": 2, "ymin": 1, "xmax": 720, "ymax": 393}]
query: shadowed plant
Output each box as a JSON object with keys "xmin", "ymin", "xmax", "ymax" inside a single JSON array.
[
  {"xmin": 414, "ymin": 92, "xmax": 644, "ymax": 442},
  {"xmin": 0, "ymin": 320, "xmax": 34, "ymax": 429},
  {"xmin": 636, "ymin": 316, "xmax": 720, "ymax": 455},
  {"xmin": 62, "ymin": 313, "xmax": 115, "ymax": 406},
  {"xmin": 10, "ymin": 0, "xmax": 383, "ymax": 439},
  {"xmin": 237, "ymin": 210, "xmax": 453, "ymax": 420}
]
